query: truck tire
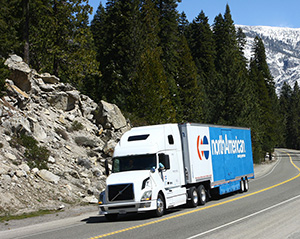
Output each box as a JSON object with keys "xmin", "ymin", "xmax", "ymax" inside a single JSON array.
[
  {"xmin": 153, "ymin": 193, "xmax": 165, "ymax": 217},
  {"xmin": 197, "ymin": 185, "xmax": 206, "ymax": 205},
  {"xmin": 188, "ymin": 186, "xmax": 199, "ymax": 207},
  {"xmin": 240, "ymin": 179, "xmax": 245, "ymax": 193},
  {"xmin": 105, "ymin": 214, "xmax": 118, "ymax": 221},
  {"xmin": 244, "ymin": 178, "xmax": 249, "ymax": 192}
]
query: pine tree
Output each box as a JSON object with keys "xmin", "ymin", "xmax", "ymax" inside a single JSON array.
[
  {"xmin": 286, "ymin": 82, "xmax": 300, "ymax": 149},
  {"xmin": 1, "ymin": 0, "xmax": 99, "ymax": 92},
  {"xmin": 44, "ymin": 0, "xmax": 99, "ymax": 90},
  {"xmin": 233, "ymin": 26, "xmax": 255, "ymax": 126},
  {"xmin": 187, "ymin": 11, "xmax": 215, "ymax": 79},
  {"xmin": 186, "ymin": 10, "xmax": 216, "ymax": 123},
  {"xmin": 252, "ymin": 37, "xmax": 273, "ymax": 83},
  {"xmin": 279, "ymin": 82, "xmax": 292, "ymax": 148},
  {"xmin": 90, "ymin": 3, "xmax": 107, "ymax": 102},
  {"xmin": 250, "ymin": 36, "xmax": 279, "ymax": 160},
  {"xmin": 178, "ymin": 12, "xmax": 189, "ymax": 34},
  {"xmin": 234, "ymin": 28, "xmax": 264, "ymax": 163},
  {"xmin": 130, "ymin": 0, "xmax": 176, "ymax": 125},
  {"xmin": 248, "ymin": 59, "xmax": 268, "ymax": 161},
  {"xmin": 23, "ymin": 0, "xmax": 51, "ymax": 70},
  {"xmin": 0, "ymin": 0, "xmax": 23, "ymax": 58},
  {"xmin": 176, "ymin": 29, "xmax": 202, "ymax": 122},
  {"xmin": 212, "ymin": 5, "xmax": 248, "ymax": 125},
  {"xmin": 155, "ymin": 0, "xmax": 182, "ymax": 119},
  {"xmin": 96, "ymin": 0, "xmax": 142, "ymax": 111},
  {"xmin": 91, "ymin": 3, "xmax": 107, "ymax": 64}
]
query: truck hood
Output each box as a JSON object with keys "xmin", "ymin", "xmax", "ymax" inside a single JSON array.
[{"xmin": 107, "ymin": 170, "xmax": 151, "ymax": 186}]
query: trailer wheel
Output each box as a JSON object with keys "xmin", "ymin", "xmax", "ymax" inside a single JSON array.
[
  {"xmin": 105, "ymin": 214, "xmax": 118, "ymax": 221},
  {"xmin": 244, "ymin": 178, "xmax": 249, "ymax": 192},
  {"xmin": 197, "ymin": 185, "xmax": 206, "ymax": 205},
  {"xmin": 240, "ymin": 179, "xmax": 245, "ymax": 193},
  {"xmin": 153, "ymin": 193, "xmax": 165, "ymax": 217},
  {"xmin": 188, "ymin": 186, "xmax": 199, "ymax": 207}
]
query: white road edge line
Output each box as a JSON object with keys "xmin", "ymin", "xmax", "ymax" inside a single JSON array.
[{"xmin": 186, "ymin": 194, "xmax": 300, "ymax": 239}]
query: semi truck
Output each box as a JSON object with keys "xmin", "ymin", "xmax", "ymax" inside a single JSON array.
[{"xmin": 99, "ymin": 123, "xmax": 254, "ymax": 221}]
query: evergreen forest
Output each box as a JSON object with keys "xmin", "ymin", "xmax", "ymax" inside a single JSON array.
[{"xmin": 0, "ymin": 0, "xmax": 296, "ymax": 163}]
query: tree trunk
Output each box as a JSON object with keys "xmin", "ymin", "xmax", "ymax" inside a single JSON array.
[{"xmin": 23, "ymin": 0, "xmax": 30, "ymax": 64}]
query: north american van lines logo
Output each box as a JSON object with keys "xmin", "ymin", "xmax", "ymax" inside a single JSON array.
[{"xmin": 197, "ymin": 135, "xmax": 209, "ymax": 160}]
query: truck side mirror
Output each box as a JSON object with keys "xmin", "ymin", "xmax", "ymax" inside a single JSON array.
[
  {"xmin": 105, "ymin": 159, "xmax": 110, "ymax": 176},
  {"xmin": 158, "ymin": 153, "xmax": 170, "ymax": 170}
]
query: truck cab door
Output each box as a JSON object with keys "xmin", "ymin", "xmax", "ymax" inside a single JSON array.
[
  {"xmin": 159, "ymin": 152, "xmax": 185, "ymax": 208},
  {"xmin": 159, "ymin": 153, "xmax": 181, "ymax": 188}
]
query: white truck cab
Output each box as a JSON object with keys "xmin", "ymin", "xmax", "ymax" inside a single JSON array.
[{"xmin": 99, "ymin": 124, "xmax": 186, "ymax": 221}]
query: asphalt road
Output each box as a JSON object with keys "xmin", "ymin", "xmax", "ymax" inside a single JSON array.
[{"xmin": 1, "ymin": 148, "xmax": 300, "ymax": 239}]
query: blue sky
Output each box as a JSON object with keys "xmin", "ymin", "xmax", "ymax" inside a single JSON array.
[{"xmin": 88, "ymin": 0, "xmax": 300, "ymax": 28}]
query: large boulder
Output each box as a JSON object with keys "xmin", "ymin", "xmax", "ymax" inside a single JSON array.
[
  {"xmin": 2, "ymin": 115, "xmax": 32, "ymax": 136},
  {"xmin": 37, "ymin": 73, "xmax": 60, "ymax": 84},
  {"xmin": 79, "ymin": 95, "xmax": 98, "ymax": 119},
  {"xmin": 5, "ymin": 83, "xmax": 30, "ymax": 109},
  {"xmin": 94, "ymin": 100, "xmax": 127, "ymax": 130},
  {"xmin": 37, "ymin": 169, "xmax": 60, "ymax": 184},
  {"xmin": 4, "ymin": 55, "xmax": 32, "ymax": 92},
  {"xmin": 48, "ymin": 91, "xmax": 77, "ymax": 111},
  {"xmin": 74, "ymin": 135, "xmax": 101, "ymax": 148}
]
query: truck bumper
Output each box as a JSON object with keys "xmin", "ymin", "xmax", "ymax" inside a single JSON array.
[{"xmin": 99, "ymin": 200, "xmax": 156, "ymax": 215}]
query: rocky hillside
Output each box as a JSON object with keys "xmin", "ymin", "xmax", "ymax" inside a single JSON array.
[
  {"xmin": 239, "ymin": 25, "xmax": 300, "ymax": 94},
  {"xmin": 0, "ymin": 55, "xmax": 130, "ymax": 216}
]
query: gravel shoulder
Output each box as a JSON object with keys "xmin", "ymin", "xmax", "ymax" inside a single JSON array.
[
  {"xmin": 253, "ymin": 157, "xmax": 278, "ymax": 179},
  {"xmin": 0, "ymin": 204, "xmax": 98, "ymax": 231}
]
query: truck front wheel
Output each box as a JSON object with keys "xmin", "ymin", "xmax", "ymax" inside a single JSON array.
[
  {"xmin": 188, "ymin": 186, "xmax": 199, "ymax": 207},
  {"xmin": 153, "ymin": 193, "xmax": 165, "ymax": 217},
  {"xmin": 197, "ymin": 185, "xmax": 206, "ymax": 205}
]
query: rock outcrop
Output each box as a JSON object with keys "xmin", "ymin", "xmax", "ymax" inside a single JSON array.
[{"xmin": 0, "ymin": 55, "xmax": 130, "ymax": 216}]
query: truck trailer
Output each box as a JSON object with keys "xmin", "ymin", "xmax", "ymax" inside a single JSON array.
[{"xmin": 99, "ymin": 123, "xmax": 254, "ymax": 221}]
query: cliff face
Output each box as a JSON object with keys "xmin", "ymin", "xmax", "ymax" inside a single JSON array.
[{"xmin": 0, "ymin": 55, "xmax": 130, "ymax": 216}]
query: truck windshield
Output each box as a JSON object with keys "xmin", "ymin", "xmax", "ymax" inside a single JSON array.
[{"xmin": 112, "ymin": 154, "xmax": 156, "ymax": 173}]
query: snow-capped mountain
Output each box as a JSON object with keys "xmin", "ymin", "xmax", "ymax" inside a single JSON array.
[{"xmin": 238, "ymin": 25, "xmax": 300, "ymax": 95}]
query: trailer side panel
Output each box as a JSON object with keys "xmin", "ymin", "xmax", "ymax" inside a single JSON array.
[{"xmin": 209, "ymin": 127, "xmax": 254, "ymax": 184}]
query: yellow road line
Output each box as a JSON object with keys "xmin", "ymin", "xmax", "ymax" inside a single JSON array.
[{"xmin": 89, "ymin": 151, "xmax": 300, "ymax": 239}]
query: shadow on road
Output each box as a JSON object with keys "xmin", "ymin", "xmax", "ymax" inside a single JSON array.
[{"xmin": 82, "ymin": 207, "xmax": 182, "ymax": 224}]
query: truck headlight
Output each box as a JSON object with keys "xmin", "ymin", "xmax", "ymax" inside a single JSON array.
[
  {"xmin": 99, "ymin": 190, "xmax": 105, "ymax": 205},
  {"xmin": 141, "ymin": 190, "xmax": 152, "ymax": 201}
]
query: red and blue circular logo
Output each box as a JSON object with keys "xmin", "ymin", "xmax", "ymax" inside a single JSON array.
[{"xmin": 197, "ymin": 135, "xmax": 209, "ymax": 160}]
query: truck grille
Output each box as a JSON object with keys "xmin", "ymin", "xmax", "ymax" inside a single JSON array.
[{"xmin": 108, "ymin": 184, "xmax": 134, "ymax": 201}]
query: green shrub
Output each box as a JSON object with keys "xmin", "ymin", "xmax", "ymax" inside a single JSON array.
[
  {"xmin": 19, "ymin": 133, "xmax": 38, "ymax": 149},
  {"xmin": 25, "ymin": 145, "xmax": 50, "ymax": 169},
  {"xmin": 69, "ymin": 120, "xmax": 84, "ymax": 132},
  {"xmin": 12, "ymin": 133, "xmax": 50, "ymax": 169}
]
